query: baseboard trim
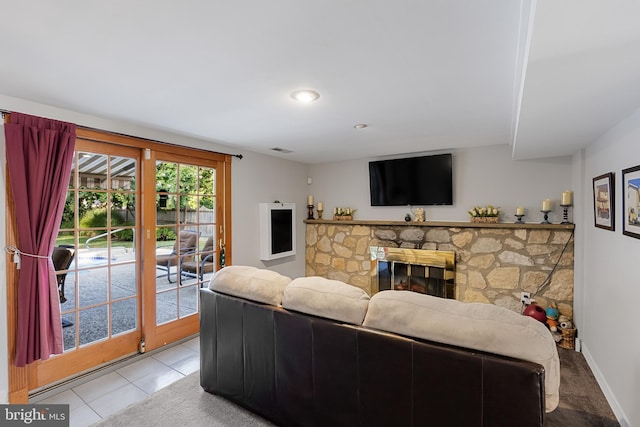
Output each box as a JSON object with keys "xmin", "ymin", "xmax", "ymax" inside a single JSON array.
[{"xmin": 581, "ymin": 342, "xmax": 630, "ymax": 427}]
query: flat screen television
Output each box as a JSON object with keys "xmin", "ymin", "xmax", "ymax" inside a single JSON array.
[{"xmin": 369, "ymin": 153, "xmax": 453, "ymax": 206}]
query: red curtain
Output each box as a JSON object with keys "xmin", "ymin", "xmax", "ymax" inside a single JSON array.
[{"xmin": 4, "ymin": 112, "xmax": 76, "ymax": 366}]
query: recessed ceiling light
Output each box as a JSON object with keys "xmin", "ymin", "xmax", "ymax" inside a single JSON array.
[
  {"xmin": 354, "ymin": 124, "xmax": 368, "ymax": 129},
  {"xmin": 291, "ymin": 90, "xmax": 320, "ymax": 103}
]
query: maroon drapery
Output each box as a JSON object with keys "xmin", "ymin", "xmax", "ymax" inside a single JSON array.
[{"xmin": 5, "ymin": 112, "xmax": 76, "ymax": 366}]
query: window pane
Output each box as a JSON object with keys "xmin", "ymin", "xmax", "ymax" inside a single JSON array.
[
  {"xmin": 199, "ymin": 167, "xmax": 215, "ymax": 196},
  {"xmin": 179, "ymin": 164, "xmax": 198, "ymax": 195},
  {"xmin": 111, "ymin": 263, "xmax": 137, "ymax": 298},
  {"xmin": 156, "ymin": 161, "xmax": 177, "ymax": 193},
  {"xmin": 79, "ymin": 268, "xmax": 108, "ymax": 307},
  {"xmin": 110, "ymin": 156, "xmax": 136, "ymax": 191},
  {"xmin": 198, "ymin": 196, "xmax": 215, "ymax": 225},
  {"xmin": 179, "ymin": 285, "xmax": 198, "ymax": 318},
  {"xmin": 78, "ymin": 153, "xmax": 108, "ymax": 189},
  {"xmin": 110, "ymin": 194, "xmax": 136, "ymax": 227},
  {"xmin": 112, "ymin": 298, "xmax": 137, "ymax": 336},
  {"xmin": 157, "ymin": 290, "xmax": 178, "ymax": 324},
  {"xmin": 79, "ymin": 306, "xmax": 108, "ymax": 345}
]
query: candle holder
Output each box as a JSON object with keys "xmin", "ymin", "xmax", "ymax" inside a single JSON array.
[
  {"xmin": 307, "ymin": 204, "xmax": 315, "ymax": 220},
  {"xmin": 514, "ymin": 214, "xmax": 524, "ymax": 224},
  {"xmin": 540, "ymin": 210, "xmax": 551, "ymax": 224},
  {"xmin": 560, "ymin": 204, "xmax": 572, "ymax": 224},
  {"xmin": 317, "ymin": 209, "xmax": 324, "ymax": 220}
]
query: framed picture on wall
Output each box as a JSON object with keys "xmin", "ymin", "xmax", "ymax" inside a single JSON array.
[
  {"xmin": 592, "ymin": 172, "xmax": 615, "ymax": 231},
  {"xmin": 622, "ymin": 165, "xmax": 640, "ymax": 239}
]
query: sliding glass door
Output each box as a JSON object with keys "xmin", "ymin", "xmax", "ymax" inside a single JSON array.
[{"xmin": 7, "ymin": 128, "xmax": 232, "ymax": 398}]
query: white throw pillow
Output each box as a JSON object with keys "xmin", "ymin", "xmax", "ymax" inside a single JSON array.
[
  {"xmin": 363, "ymin": 290, "xmax": 560, "ymax": 413},
  {"xmin": 282, "ymin": 277, "xmax": 370, "ymax": 325},
  {"xmin": 209, "ymin": 265, "xmax": 291, "ymax": 306}
]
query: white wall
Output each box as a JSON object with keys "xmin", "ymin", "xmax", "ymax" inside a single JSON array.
[
  {"xmin": 231, "ymin": 150, "xmax": 309, "ymax": 278},
  {"xmin": 0, "ymin": 95, "xmax": 308, "ymax": 402},
  {"xmin": 308, "ymin": 145, "xmax": 573, "ymax": 224},
  {"xmin": 580, "ymin": 107, "xmax": 640, "ymax": 427}
]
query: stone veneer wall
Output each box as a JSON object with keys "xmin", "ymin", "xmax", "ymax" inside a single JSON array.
[{"xmin": 305, "ymin": 221, "xmax": 574, "ymax": 317}]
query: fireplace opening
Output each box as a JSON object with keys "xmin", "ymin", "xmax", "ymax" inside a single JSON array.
[{"xmin": 370, "ymin": 246, "xmax": 455, "ymax": 299}]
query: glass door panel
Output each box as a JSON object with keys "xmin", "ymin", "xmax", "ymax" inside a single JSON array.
[
  {"xmin": 154, "ymin": 160, "xmax": 218, "ymax": 329},
  {"xmin": 57, "ymin": 149, "xmax": 140, "ymax": 353}
]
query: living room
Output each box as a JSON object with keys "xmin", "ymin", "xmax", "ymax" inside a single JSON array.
[{"xmin": 1, "ymin": 1, "xmax": 639, "ymax": 426}]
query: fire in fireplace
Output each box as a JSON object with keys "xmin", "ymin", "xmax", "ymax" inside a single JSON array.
[{"xmin": 370, "ymin": 246, "xmax": 455, "ymax": 299}]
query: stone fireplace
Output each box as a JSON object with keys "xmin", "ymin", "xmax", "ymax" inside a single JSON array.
[
  {"xmin": 305, "ymin": 219, "xmax": 574, "ymax": 316},
  {"xmin": 370, "ymin": 246, "xmax": 455, "ymax": 298}
]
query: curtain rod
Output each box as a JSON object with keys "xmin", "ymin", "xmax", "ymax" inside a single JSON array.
[{"xmin": 0, "ymin": 109, "xmax": 243, "ymax": 159}]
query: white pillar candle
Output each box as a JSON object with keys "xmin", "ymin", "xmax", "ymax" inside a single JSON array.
[
  {"xmin": 561, "ymin": 191, "xmax": 572, "ymax": 205},
  {"xmin": 317, "ymin": 202, "xmax": 323, "ymax": 211},
  {"xmin": 516, "ymin": 207, "xmax": 525, "ymax": 216},
  {"xmin": 542, "ymin": 199, "xmax": 551, "ymax": 211},
  {"xmin": 308, "ymin": 195, "xmax": 313, "ymax": 205}
]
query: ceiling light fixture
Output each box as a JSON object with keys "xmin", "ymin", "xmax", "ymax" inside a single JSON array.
[
  {"xmin": 354, "ymin": 124, "xmax": 368, "ymax": 129},
  {"xmin": 291, "ymin": 90, "xmax": 320, "ymax": 103}
]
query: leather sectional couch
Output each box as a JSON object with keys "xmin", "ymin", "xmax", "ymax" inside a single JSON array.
[{"xmin": 200, "ymin": 266, "xmax": 559, "ymax": 427}]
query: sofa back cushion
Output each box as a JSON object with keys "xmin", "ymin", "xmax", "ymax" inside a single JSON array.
[
  {"xmin": 209, "ymin": 265, "xmax": 291, "ymax": 306},
  {"xmin": 282, "ymin": 277, "xmax": 370, "ymax": 325},
  {"xmin": 362, "ymin": 290, "xmax": 560, "ymax": 413}
]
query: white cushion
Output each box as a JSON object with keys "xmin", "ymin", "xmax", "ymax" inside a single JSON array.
[
  {"xmin": 282, "ymin": 277, "xmax": 370, "ymax": 325},
  {"xmin": 363, "ymin": 290, "xmax": 560, "ymax": 413},
  {"xmin": 209, "ymin": 265, "xmax": 291, "ymax": 306}
]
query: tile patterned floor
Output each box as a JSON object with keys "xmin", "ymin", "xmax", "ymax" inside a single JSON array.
[{"xmin": 30, "ymin": 337, "xmax": 200, "ymax": 427}]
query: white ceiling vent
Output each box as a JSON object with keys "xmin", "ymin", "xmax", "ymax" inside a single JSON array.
[{"xmin": 271, "ymin": 147, "xmax": 293, "ymax": 153}]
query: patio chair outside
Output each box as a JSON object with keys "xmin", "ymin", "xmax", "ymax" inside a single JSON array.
[
  {"xmin": 52, "ymin": 246, "xmax": 75, "ymax": 327},
  {"xmin": 181, "ymin": 235, "xmax": 216, "ymax": 282},
  {"xmin": 156, "ymin": 230, "xmax": 199, "ymax": 283}
]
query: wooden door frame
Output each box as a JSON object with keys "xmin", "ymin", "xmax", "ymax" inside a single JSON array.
[{"xmin": 143, "ymin": 149, "xmax": 231, "ymax": 351}]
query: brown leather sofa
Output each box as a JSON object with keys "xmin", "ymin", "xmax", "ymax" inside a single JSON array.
[{"xmin": 200, "ymin": 287, "xmax": 548, "ymax": 427}]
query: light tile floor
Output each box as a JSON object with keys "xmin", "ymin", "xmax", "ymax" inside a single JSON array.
[{"xmin": 30, "ymin": 336, "xmax": 200, "ymax": 427}]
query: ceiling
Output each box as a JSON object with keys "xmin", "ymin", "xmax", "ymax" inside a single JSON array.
[{"xmin": 1, "ymin": 1, "xmax": 639, "ymax": 164}]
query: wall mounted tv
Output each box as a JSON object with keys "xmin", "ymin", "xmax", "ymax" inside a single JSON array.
[{"xmin": 369, "ymin": 153, "xmax": 453, "ymax": 206}]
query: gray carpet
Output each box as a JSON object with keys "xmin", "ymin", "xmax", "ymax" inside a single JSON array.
[
  {"xmin": 545, "ymin": 348, "xmax": 620, "ymax": 426},
  {"xmin": 95, "ymin": 348, "xmax": 619, "ymax": 427}
]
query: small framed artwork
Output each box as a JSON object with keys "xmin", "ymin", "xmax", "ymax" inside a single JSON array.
[
  {"xmin": 622, "ymin": 165, "xmax": 640, "ymax": 239},
  {"xmin": 592, "ymin": 172, "xmax": 615, "ymax": 231}
]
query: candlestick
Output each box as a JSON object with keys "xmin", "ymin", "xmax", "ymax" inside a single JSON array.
[
  {"xmin": 307, "ymin": 204, "xmax": 315, "ymax": 220},
  {"xmin": 317, "ymin": 209, "xmax": 324, "ymax": 220},
  {"xmin": 540, "ymin": 210, "xmax": 551, "ymax": 224},
  {"xmin": 560, "ymin": 204, "xmax": 572, "ymax": 224},
  {"xmin": 515, "ymin": 214, "xmax": 524, "ymax": 224}
]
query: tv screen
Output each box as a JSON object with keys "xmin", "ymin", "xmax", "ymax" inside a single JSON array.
[{"xmin": 369, "ymin": 153, "xmax": 453, "ymax": 206}]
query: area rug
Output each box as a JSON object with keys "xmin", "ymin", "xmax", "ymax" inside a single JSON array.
[{"xmin": 96, "ymin": 348, "xmax": 619, "ymax": 427}]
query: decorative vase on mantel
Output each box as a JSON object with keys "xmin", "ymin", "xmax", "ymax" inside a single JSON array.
[
  {"xmin": 333, "ymin": 207, "xmax": 355, "ymax": 221},
  {"xmin": 468, "ymin": 205, "xmax": 500, "ymax": 224},
  {"xmin": 470, "ymin": 216, "xmax": 499, "ymax": 224}
]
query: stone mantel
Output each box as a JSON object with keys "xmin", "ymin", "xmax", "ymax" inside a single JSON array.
[
  {"xmin": 304, "ymin": 219, "xmax": 575, "ymax": 318},
  {"xmin": 305, "ymin": 219, "xmax": 575, "ymax": 231}
]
